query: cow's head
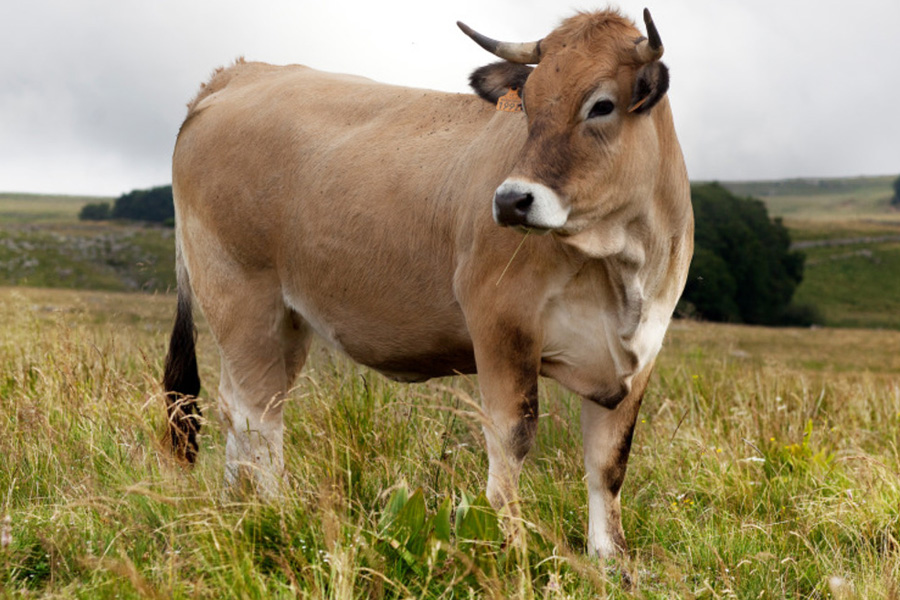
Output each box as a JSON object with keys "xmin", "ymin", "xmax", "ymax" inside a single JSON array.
[{"xmin": 460, "ymin": 9, "xmax": 672, "ymax": 244}]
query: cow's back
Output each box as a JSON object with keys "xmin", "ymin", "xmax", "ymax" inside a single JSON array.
[{"xmin": 173, "ymin": 61, "xmax": 526, "ymax": 378}]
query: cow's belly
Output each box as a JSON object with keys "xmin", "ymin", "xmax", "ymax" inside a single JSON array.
[
  {"xmin": 539, "ymin": 294, "xmax": 669, "ymax": 405},
  {"xmin": 283, "ymin": 285, "xmax": 477, "ymax": 382},
  {"xmin": 365, "ymin": 343, "xmax": 477, "ymax": 382}
]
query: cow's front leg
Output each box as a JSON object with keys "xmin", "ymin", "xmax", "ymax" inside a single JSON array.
[
  {"xmin": 581, "ymin": 364, "xmax": 653, "ymax": 558},
  {"xmin": 472, "ymin": 322, "xmax": 541, "ymax": 513}
]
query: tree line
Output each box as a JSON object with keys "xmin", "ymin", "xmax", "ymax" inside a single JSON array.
[
  {"xmin": 79, "ymin": 185, "xmax": 174, "ymax": 226},
  {"xmin": 81, "ymin": 182, "xmax": 818, "ymax": 326}
]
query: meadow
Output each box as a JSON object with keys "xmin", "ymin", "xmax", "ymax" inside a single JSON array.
[
  {"xmin": 2, "ymin": 286, "xmax": 900, "ymax": 598},
  {"xmin": 1, "ymin": 184, "xmax": 900, "ymax": 598},
  {"xmin": 723, "ymin": 177, "xmax": 900, "ymax": 330}
]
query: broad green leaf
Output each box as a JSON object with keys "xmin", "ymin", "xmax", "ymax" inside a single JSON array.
[
  {"xmin": 457, "ymin": 492, "xmax": 501, "ymax": 543},
  {"xmin": 455, "ymin": 491, "xmax": 473, "ymax": 533},
  {"xmin": 433, "ymin": 496, "xmax": 452, "ymax": 543},
  {"xmin": 470, "ymin": 493, "xmax": 502, "ymax": 542},
  {"xmin": 394, "ymin": 487, "xmax": 426, "ymax": 543},
  {"xmin": 379, "ymin": 484, "xmax": 409, "ymax": 530}
]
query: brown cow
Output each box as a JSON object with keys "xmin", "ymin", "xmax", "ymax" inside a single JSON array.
[{"xmin": 164, "ymin": 8, "xmax": 693, "ymax": 558}]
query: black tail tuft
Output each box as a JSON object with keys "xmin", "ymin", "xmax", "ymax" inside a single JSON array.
[{"xmin": 163, "ymin": 291, "xmax": 202, "ymax": 464}]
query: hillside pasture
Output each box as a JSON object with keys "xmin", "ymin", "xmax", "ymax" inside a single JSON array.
[
  {"xmin": 723, "ymin": 176, "xmax": 898, "ymax": 222},
  {"xmin": 793, "ymin": 239, "xmax": 900, "ymax": 330},
  {"xmin": 0, "ymin": 195, "xmax": 175, "ymax": 293},
  {"xmin": 716, "ymin": 177, "xmax": 900, "ymax": 330},
  {"xmin": 1, "ymin": 287, "xmax": 899, "ymax": 598},
  {"xmin": 4, "ymin": 186, "xmax": 900, "ymax": 330}
]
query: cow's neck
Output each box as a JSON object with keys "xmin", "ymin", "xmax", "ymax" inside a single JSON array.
[{"xmin": 539, "ymin": 217, "xmax": 674, "ymax": 402}]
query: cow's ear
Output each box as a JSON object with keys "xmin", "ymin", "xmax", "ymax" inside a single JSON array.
[
  {"xmin": 469, "ymin": 61, "xmax": 533, "ymax": 104},
  {"xmin": 628, "ymin": 61, "xmax": 669, "ymax": 114}
]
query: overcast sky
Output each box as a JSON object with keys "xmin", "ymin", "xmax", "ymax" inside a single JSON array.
[{"xmin": 2, "ymin": 0, "xmax": 898, "ymax": 196}]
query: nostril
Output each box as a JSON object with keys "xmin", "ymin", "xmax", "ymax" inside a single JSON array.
[
  {"xmin": 514, "ymin": 194, "xmax": 534, "ymax": 214},
  {"xmin": 493, "ymin": 188, "xmax": 537, "ymax": 227}
]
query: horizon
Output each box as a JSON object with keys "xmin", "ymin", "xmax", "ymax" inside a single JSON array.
[{"xmin": 3, "ymin": 173, "xmax": 897, "ymax": 201}]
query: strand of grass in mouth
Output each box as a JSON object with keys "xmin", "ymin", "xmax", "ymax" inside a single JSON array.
[{"xmin": 495, "ymin": 229, "xmax": 531, "ymax": 286}]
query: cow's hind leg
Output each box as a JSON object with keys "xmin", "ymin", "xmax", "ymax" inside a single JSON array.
[
  {"xmin": 581, "ymin": 363, "xmax": 654, "ymax": 559},
  {"xmin": 199, "ymin": 273, "xmax": 312, "ymax": 497}
]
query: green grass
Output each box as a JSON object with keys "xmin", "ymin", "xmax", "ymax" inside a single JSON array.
[
  {"xmin": 2, "ymin": 287, "xmax": 899, "ymax": 598},
  {"xmin": 785, "ymin": 219, "xmax": 900, "ymax": 243},
  {"xmin": 792, "ymin": 241, "xmax": 900, "ymax": 330}
]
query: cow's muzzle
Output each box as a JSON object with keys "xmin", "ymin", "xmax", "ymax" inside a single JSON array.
[{"xmin": 492, "ymin": 179, "xmax": 569, "ymax": 231}]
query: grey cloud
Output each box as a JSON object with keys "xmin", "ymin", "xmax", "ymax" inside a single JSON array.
[{"xmin": 1, "ymin": 0, "xmax": 898, "ymax": 195}]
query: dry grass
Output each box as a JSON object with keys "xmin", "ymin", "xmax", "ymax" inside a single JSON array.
[{"xmin": 1, "ymin": 287, "xmax": 899, "ymax": 598}]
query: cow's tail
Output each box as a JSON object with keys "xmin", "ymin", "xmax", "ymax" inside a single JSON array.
[{"xmin": 163, "ymin": 230, "xmax": 202, "ymax": 464}]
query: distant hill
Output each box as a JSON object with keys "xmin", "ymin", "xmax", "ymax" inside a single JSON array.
[
  {"xmin": 3, "ymin": 178, "xmax": 900, "ymax": 329},
  {"xmin": 0, "ymin": 193, "xmax": 112, "ymax": 223},
  {"xmin": 718, "ymin": 176, "xmax": 897, "ymax": 221}
]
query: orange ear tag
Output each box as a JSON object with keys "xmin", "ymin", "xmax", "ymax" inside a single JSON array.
[{"xmin": 496, "ymin": 88, "xmax": 524, "ymax": 113}]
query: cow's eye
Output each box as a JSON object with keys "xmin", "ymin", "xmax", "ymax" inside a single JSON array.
[{"xmin": 587, "ymin": 100, "xmax": 615, "ymax": 119}]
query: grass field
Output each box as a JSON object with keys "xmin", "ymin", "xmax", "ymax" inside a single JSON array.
[
  {"xmin": 0, "ymin": 194, "xmax": 97, "ymax": 223},
  {"xmin": 0, "ymin": 194, "xmax": 176, "ymax": 293},
  {"xmin": 1, "ymin": 287, "xmax": 899, "ymax": 598},
  {"xmin": 792, "ymin": 240, "xmax": 900, "ymax": 330}
]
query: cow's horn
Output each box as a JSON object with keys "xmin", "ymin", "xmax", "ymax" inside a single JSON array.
[
  {"xmin": 634, "ymin": 8, "xmax": 664, "ymax": 63},
  {"xmin": 457, "ymin": 21, "xmax": 542, "ymax": 65}
]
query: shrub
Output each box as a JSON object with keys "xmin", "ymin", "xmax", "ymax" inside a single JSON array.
[
  {"xmin": 681, "ymin": 183, "xmax": 808, "ymax": 326},
  {"xmin": 110, "ymin": 185, "xmax": 174, "ymax": 225},
  {"xmin": 777, "ymin": 302, "xmax": 824, "ymax": 327},
  {"xmin": 78, "ymin": 202, "xmax": 111, "ymax": 221}
]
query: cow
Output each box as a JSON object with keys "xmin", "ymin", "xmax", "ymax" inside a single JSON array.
[{"xmin": 163, "ymin": 7, "xmax": 693, "ymax": 559}]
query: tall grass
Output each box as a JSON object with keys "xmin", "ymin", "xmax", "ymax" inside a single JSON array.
[{"xmin": 1, "ymin": 287, "xmax": 899, "ymax": 598}]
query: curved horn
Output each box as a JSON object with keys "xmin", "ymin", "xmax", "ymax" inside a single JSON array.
[
  {"xmin": 634, "ymin": 8, "xmax": 664, "ymax": 63},
  {"xmin": 457, "ymin": 21, "xmax": 542, "ymax": 64}
]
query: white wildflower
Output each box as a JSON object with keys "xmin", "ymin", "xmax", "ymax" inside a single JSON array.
[
  {"xmin": 1, "ymin": 515, "xmax": 11, "ymax": 549},
  {"xmin": 828, "ymin": 576, "xmax": 853, "ymax": 599}
]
